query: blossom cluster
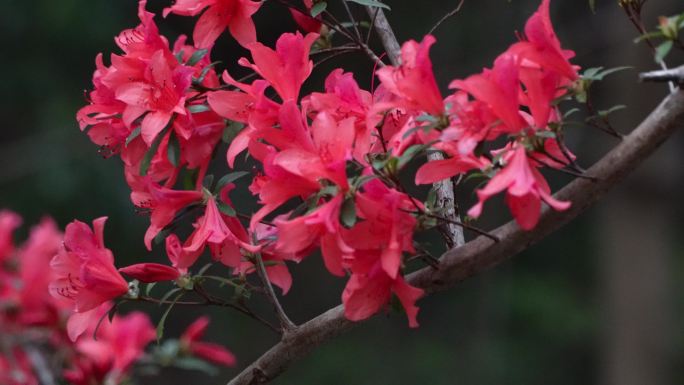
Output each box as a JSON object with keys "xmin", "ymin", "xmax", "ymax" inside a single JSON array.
[
  {"xmin": 0, "ymin": 212, "xmax": 235, "ymax": 384},
  {"xmin": 73, "ymin": 0, "xmax": 579, "ymax": 333}
]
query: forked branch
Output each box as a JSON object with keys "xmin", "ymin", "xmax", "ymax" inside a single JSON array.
[{"xmin": 226, "ymin": 88, "xmax": 684, "ymax": 385}]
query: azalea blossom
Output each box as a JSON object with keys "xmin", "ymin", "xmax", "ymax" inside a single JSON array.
[
  {"xmin": 468, "ymin": 145, "xmax": 571, "ymax": 230},
  {"xmin": 163, "ymin": 0, "xmax": 262, "ymax": 48},
  {"xmin": 180, "ymin": 316, "xmax": 236, "ymax": 366},
  {"xmin": 49, "ymin": 218, "xmax": 129, "ymax": 340}
]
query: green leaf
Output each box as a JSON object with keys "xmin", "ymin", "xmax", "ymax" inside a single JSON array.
[
  {"xmin": 215, "ymin": 171, "xmax": 250, "ymax": 191},
  {"xmin": 156, "ymin": 291, "xmax": 184, "ymax": 342},
  {"xmin": 186, "ymin": 48, "xmax": 208, "ymax": 67},
  {"xmin": 167, "ymin": 132, "xmax": 181, "ymax": 167},
  {"xmin": 346, "ymin": 0, "xmax": 390, "ymax": 10},
  {"xmin": 173, "ymin": 357, "xmax": 219, "ymax": 375},
  {"xmin": 158, "ymin": 288, "xmax": 182, "ymax": 305},
  {"xmin": 598, "ymin": 104, "xmax": 626, "ymax": 118},
  {"xmin": 655, "ymin": 40, "xmax": 673, "ymax": 63},
  {"xmin": 217, "ymin": 201, "xmax": 237, "ymax": 217},
  {"xmin": 188, "ymin": 104, "xmax": 211, "ymax": 113},
  {"xmin": 145, "ymin": 282, "xmax": 157, "ymax": 297},
  {"xmin": 126, "ymin": 127, "xmax": 141, "ymax": 147},
  {"xmin": 340, "ymin": 197, "xmax": 357, "ymax": 228},
  {"xmin": 310, "ymin": 2, "xmax": 327, "ymax": 17},
  {"xmin": 140, "ymin": 123, "xmax": 171, "ymax": 176},
  {"xmin": 589, "ymin": 0, "xmax": 595, "ymax": 13},
  {"xmin": 222, "ymin": 121, "xmax": 244, "ymax": 144},
  {"xmin": 194, "ymin": 61, "xmax": 221, "ymax": 84}
]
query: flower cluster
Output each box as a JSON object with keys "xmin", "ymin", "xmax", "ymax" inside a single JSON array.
[
  {"xmin": 74, "ymin": 0, "xmax": 579, "ymax": 331},
  {"xmin": 0, "ymin": 212, "xmax": 235, "ymax": 384}
]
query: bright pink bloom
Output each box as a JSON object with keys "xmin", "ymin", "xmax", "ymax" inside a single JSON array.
[
  {"xmin": 75, "ymin": 311, "xmax": 155, "ymax": 375},
  {"xmin": 180, "ymin": 316, "xmax": 236, "ymax": 366},
  {"xmin": 450, "ymin": 53, "xmax": 526, "ymax": 133},
  {"xmin": 115, "ymin": 49, "xmax": 194, "ymax": 145},
  {"xmin": 275, "ymin": 195, "xmax": 352, "ymax": 277},
  {"xmin": 119, "ymin": 263, "xmax": 181, "ymax": 283},
  {"xmin": 49, "ymin": 218, "xmax": 129, "ymax": 338},
  {"xmin": 342, "ymin": 261, "xmax": 423, "ymax": 327},
  {"xmin": 238, "ymin": 32, "xmax": 319, "ymax": 101},
  {"xmin": 468, "ymin": 145, "xmax": 571, "ymax": 230},
  {"xmin": 131, "ymin": 182, "xmax": 204, "ymax": 250},
  {"xmin": 376, "ymin": 35, "xmax": 444, "ymax": 116},
  {"xmin": 347, "ymin": 180, "xmax": 418, "ymax": 280},
  {"xmin": 415, "ymin": 154, "xmax": 486, "ymax": 185},
  {"xmin": 163, "ymin": 0, "xmax": 262, "ymax": 48},
  {"xmin": 13, "ymin": 218, "xmax": 64, "ymax": 327},
  {"xmin": 509, "ymin": 0, "xmax": 579, "ymax": 81},
  {"xmin": 273, "ymin": 104, "xmax": 355, "ymax": 190},
  {"xmin": 174, "ymin": 195, "xmax": 256, "ymax": 269}
]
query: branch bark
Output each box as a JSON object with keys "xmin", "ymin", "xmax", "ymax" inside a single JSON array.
[
  {"xmin": 368, "ymin": 4, "xmax": 465, "ymax": 247},
  {"xmin": 226, "ymin": 89, "xmax": 684, "ymax": 385}
]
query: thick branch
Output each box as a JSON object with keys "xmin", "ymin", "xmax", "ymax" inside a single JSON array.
[
  {"xmin": 365, "ymin": 6, "xmax": 401, "ymax": 65},
  {"xmin": 367, "ymin": 4, "xmax": 464, "ymax": 246},
  {"xmin": 640, "ymin": 65, "xmax": 684, "ymax": 85},
  {"xmin": 226, "ymin": 90, "xmax": 684, "ymax": 385}
]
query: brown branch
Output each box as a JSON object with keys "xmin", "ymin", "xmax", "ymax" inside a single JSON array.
[
  {"xmin": 254, "ymin": 252, "xmax": 297, "ymax": 333},
  {"xmin": 427, "ymin": 0, "xmax": 465, "ymax": 35},
  {"xmin": 365, "ymin": 5, "xmax": 401, "ymax": 65},
  {"xmin": 640, "ymin": 65, "xmax": 684, "ymax": 85},
  {"xmin": 226, "ymin": 89, "xmax": 684, "ymax": 385},
  {"xmin": 366, "ymin": 4, "xmax": 464, "ymax": 247}
]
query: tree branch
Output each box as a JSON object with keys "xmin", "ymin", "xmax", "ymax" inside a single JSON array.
[
  {"xmin": 366, "ymin": 4, "xmax": 465, "ymax": 247},
  {"xmin": 365, "ymin": 6, "xmax": 401, "ymax": 65},
  {"xmin": 226, "ymin": 89, "xmax": 684, "ymax": 385},
  {"xmin": 640, "ymin": 65, "xmax": 684, "ymax": 85}
]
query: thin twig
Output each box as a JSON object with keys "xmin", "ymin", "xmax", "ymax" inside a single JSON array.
[
  {"xmin": 341, "ymin": 0, "xmax": 363, "ymax": 41},
  {"xmin": 427, "ymin": 0, "xmax": 465, "ymax": 35},
  {"xmin": 254, "ymin": 252, "xmax": 297, "ymax": 333}
]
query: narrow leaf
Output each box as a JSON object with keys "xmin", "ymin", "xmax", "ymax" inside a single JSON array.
[
  {"xmin": 347, "ymin": 0, "xmax": 390, "ymax": 10},
  {"xmin": 310, "ymin": 2, "xmax": 327, "ymax": 17},
  {"xmin": 186, "ymin": 49, "xmax": 208, "ymax": 66}
]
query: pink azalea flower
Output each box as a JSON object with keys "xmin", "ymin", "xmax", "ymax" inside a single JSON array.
[
  {"xmin": 342, "ymin": 260, "xmax": 423, "ymax": 328},
  {"xmin": 509, "ymin": 0, "xmax": 579, "ymax": 82},
  {"xmin": 173, "ymin": 194, "xmax": 257, "ymax": 269},
  {"xmin": 14, "ymin": 218, "xmax": 64, "ymax": 327},
  {"xmin": 238, "ymin": 32, "xmax": 319, "ymax": 101},
  {"xmin": 75, "ymin": 311, "xmax": 155, "ymax": 376},
  {"xmin": 49, "ymin": 218, "xmax": 129, "ymax": 339},
  {"xmin": 468, "ymin": 145, "xmax": 571, "ymax": 230},
  {"xmin": 347, "ymin": 180, "xmax": 418, "ymax": 280},
  {"xmin": 275, "ymin": 195, "xmax": 352, "ymax": 277},
  {"xmin": 376, "ymin": 35, "xmax": 444, "ymax": 116},
  {"xmin": 130, "ymin": 182, "xmax": 204, "ymax": 250},
  {"xmin": 273, "ymin": 103, "xmax": 355, "ymax": 190},
  {"xmin": 163, "ymin": 0, "xmax": 262, "ymax": 48},
  {"xmin": 450, "ymin": 53, "xmax": 526, "ymax": 133},
  {"xmin": 180, "ymin": 316, "xmax": 236, "ymax": 366},
  {"xmin": 115, "ymin": 49, "xmax": 195, "ymax": 145}
]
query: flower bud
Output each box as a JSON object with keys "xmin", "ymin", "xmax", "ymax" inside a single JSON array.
[{"xmin": 119, "ymin": 263, "xmax": 181, "ymax": 283}]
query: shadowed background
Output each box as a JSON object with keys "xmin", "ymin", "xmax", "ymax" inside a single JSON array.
[{"xmin": 0, "ymin": 0, "xmax": 682, "ymax": 384}]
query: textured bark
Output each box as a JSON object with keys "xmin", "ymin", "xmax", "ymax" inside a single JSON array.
[{"xmin": 226, "ymin": 89, "xmax": 684, "ymax": 385}]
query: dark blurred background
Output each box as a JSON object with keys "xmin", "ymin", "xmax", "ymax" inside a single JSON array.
[{"xmin": 1, "ymin": 0, "xmax": 683, "ymax": 384}]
